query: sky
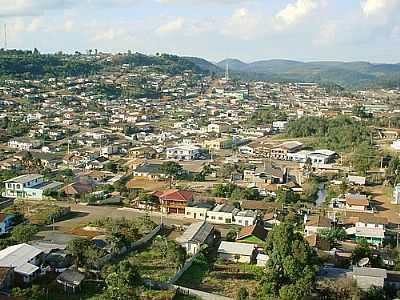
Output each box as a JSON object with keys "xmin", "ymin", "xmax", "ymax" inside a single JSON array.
[{"xmin": 0, "ymin": 0, "xmax": 400, "ymax": 63}]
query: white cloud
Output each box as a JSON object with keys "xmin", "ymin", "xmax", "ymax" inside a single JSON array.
[
  {"xmin": 221, "ymin": 8, "xmax": 263, "ymax": 40},
  {"xmin": 156, "ymin": 17, "xmax": 184, "ymax": 34},
  {"xmin": 274, "ymin": 0, "xmax": 322, "ymax": 30},
  {"xmin": 0, "ymin": 0, "xmax": 76, "ymax": 17},
  {"xmin": 360, "ymin": 0, "xmax": 396, "ymax": 17}
]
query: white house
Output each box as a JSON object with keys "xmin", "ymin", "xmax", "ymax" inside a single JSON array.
[
  {"xmin": 206, "ymin": 204, "xmax": 238, "ymax": 225},
  {"xmin": 217, "ymin": 241, "xmax": 256, "ymax": 264},
  {"xmin": 304, "ymin": 215, "xmax": 332, "ymax": 236},
  {"xmin": 8, "ymin": 138, "xmax": 42, "ymax": 151},
  {"xmin": 166, "ymin": 145, "xmax": 201, "ymax": 160},
  {"xmin": 185, "ymin": 203, "xmax": 214, "ymax": 221},
  {"xmin": 233, "ymin": 210, "xmax": 257, "ymax": 227},
  {"xmin": 3, "ymin": 174, "xmax": 62, "ymax": 200},
  {"xmin": 176, "ymin": 221, "xmax": 214, "ymax": 255},
  {"xmin": 0, "ymin": 243, "xmax": 43, "ymax": 283}
]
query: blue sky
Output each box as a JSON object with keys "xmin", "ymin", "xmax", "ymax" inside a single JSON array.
[{"xmin": 1, "ymin": 0, "xmax": 400, "ymax": 63}]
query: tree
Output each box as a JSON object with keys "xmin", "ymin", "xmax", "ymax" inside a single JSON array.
[
  {"xmin": 66, "ymin": 238, "xmax": 97, "ymax": 268},
  {"xmin": 160, "ymin": 161, "xmax": 183, "ymax": 188},
  {"xmin": 256, "ymin": 222, "xmax": 319, "ymax": 300},
  {"xmin": 276, "ymin": 187, "xmax": 300, "ymax": 204},
  {"xmin": 319, "ymin": 228, "xmax": 347, "ymax": 245},
  {"xmin": 11, "ymin": 224, "xmax": 39, "ymax": 243},
  {"xmin": 11, "ymin": 285, "xmax": 45, "ymax": 300},
  {"xmin": 103, "ymin": 260, "xmax": 142, "ymax": 300}
]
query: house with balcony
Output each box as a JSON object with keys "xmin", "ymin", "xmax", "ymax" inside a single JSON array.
[
  {"xmin": 3, "ymin": 174, "xmax": 62, "ymax": 200},
  {"xmin": 158, "ymin": 189, "xmax": 194, "ymax": 214}
]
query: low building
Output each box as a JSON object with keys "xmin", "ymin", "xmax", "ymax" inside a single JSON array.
[
  {"xmin": 234, "ymin": 210, "xmax": 257, "ymax": 227},
  {"xmin": 176, "ymin": 221, "xmax": 215, "ymax": 255},
  {"xmin": 217, "ymin": 241, "xmax": 256, "ymax": 264},
  {"xmin": 0, "ymin": 243, "xmax": 43, "ymax": 283},
  {"xmin": 206, "ymin": 204, "xmax": 238, "ymax": 225},
  {"xmin": 185, "ymin": 203, "xmax": 214, "ymax": 221},
  {"xmin": 304, "ymin": 215, "xmax": 332, "ymax": 236},
  {"xmin": 3, "ymin": 174, "xmax": 62, "ymax": 200},
  {"xmin": 57, "ymin": 269, "xmax": 85, "ymax": 293},
  {"xmin": 271, "ymin": 141, "xmax": 303, "ymax": 160},
  {"xmin": 8, "ymin": 138, "xmax": 41, "ymax": 151},
  {"xmin": 344, "ymin": 214, "xmax": 387, "ymax": 246},
  {"xmin": 353, "ymin": 267, "xmax": 387, "ymax": 290},
  {"xmin": 256, "ymin": 253, "xmax": 269, "ymax": 267},
  {"xmin": 345, "ymin": 194, "xmax": 370, "ymax": 211},
  {"xmin": 236, "ymin": 223, "xmax": 267, "ymax": 244}
]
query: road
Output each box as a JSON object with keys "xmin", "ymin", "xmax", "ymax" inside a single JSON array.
[{"xmin": 54, "ymin": 203, "xmax": 233, "ymax": 236}]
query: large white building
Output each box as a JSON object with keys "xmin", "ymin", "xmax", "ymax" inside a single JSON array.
[
  {"xmin": 3, "ymin": 174, "xmax": 62, "ymax": 200},
  {"xmin": 166, "ymin": 145, "xmax": 201, "ymax": 160}
]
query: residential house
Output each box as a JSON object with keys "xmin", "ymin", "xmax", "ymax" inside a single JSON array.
[
  {"xmin": 132, "ymin": 163, "xmax": 166, "ymax": 180},
  {"xmin": 271, "ymin": 141, "xmax": 303, "ymax": 160},
  {"xmin": 344, "ymin": 214, "xmax": 387, "ymax": 246},
  {"xmin": 307, "ymin": 149, "xmax": 337, "ymax": 167},
  {"xmin": 62, "ymin": 181, "xmax": 94, "ymax": 197},
  {"xmin": 8, "ymin": 138, "xmax": 41, "ymax": 151},
  {"xmin": 207, "ymin": 123, "xmax": 229, "ymax": 134},
  {"xmin": 243, "ymin": 163, "xmax": 287, "ymax": 184},
  {"xmin": 305, "ymin": 234, "xmax": 331, "ymax": 251},
  {"xmin": 0, "ymin": 243, "xmax": 43, "ymax": 283},
  {"xmin": 166, "ymin": 145, "xmax": 201, "ymax": 160},
  {"xmin": 206, "ymin": 204, "xmax": 238, "ymax": 225},
  {"xmin": 304, "ymin": 215, "xmax": 332, "ymax": 236},
  {"xmin": 217, "ymin": 241, "xmax": 256, "ymax": 263},
  {"xmin": 348, "ymin": 175, "xmax": 366, "ymax": 186},
  {"xmin": 158, "ymin": 189, "xmax": 194, "ymax": 214},
  {"xmin": 203, "ymin": 138, "xmax": 231, "ymax": 151},
  {"xmin": 176, "ymin": 221, "xmax": 215, "ymax": 255},
  {"xmin": 345, "ymin": 194, "xmax": 370, "ymax": 211},
  {"xmin": 185, "ymin": 203, "xmax": 214, "ymax": 221},
  {"xmin": 234, "ymin": 210, "xmax": 257, "ymax": 227},
  {"xmin": 236, "ymin": 223, "xmax": 267, "ymax": 244},
  {"xmin": 3, "ymin": 174, "xmax": 62, "ymax": 200}
]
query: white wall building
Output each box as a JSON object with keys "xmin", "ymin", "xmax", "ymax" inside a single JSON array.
[
  {"xmin": 393, "ymin": 184, "xmax": 400, "ymax": 204},
  {"xmin": 166, "ymin": 145, "xmax": 201, "ymax": 160},
  {"xmin": 3, "ymin": 174, "xmax": 62, "ymax": 200}
]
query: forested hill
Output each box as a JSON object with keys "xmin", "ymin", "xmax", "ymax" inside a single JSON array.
[
  {"xmin": 214, "ymin": 58, "xmax": 400, "ymax": 88},
  {"xmin": 0, "ymin": 50, "xmax": 209, "ymax": 79}
]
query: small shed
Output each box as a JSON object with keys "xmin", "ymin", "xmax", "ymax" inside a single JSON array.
[{"xmin": 57, "ymin": 269, "xmax": 85, "ymax": 293}]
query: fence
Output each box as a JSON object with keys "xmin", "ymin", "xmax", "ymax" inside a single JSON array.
[{"xmin": 173, "ymin": 285, "xmax": 233, "ymax": 300}]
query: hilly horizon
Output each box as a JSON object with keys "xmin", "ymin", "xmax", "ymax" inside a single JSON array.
[{"xmin": 209, "ymin": 58, "xmax": 400, "ymax": 88}]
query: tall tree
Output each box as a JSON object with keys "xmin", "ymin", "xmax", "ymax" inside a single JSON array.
[
  {"xmin": 160, "ymin": 161, "xmax": 183, "ymax": 188},
  {"xmin": 256, "ymin": 222, "xmax": 319, "ymax": 300}
]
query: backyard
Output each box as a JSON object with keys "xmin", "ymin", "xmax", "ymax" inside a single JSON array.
[{"xmin": 177, "ymin": 255, "xmax": 262, "ymax": 298}]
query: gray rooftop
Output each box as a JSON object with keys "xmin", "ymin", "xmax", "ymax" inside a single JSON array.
[
  {"xmin": 4, "ymin": 174, "xmax": 43, "ymax": 184},
  {"xmin": 176, "ymin": 221, "xmax": 214, "ymax": 245}
]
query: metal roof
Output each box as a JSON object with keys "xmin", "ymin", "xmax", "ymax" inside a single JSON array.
[
  {"xmin": 176, "ymin": 221, "xmax": 214, "ymax": 245},
  {"xmin": 0, "ymin": 243, "xmax": 42, "ymax": 272},
  {"xmin": 4, "ymin": 174, "xmax": 43, "ymax": 184},
  {"xmin": 218, "ymin": 241, "xmax": 256, "ymax": 256}
]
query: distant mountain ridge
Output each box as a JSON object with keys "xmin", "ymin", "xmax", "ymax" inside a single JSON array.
[{"xmin": 187, "ymin": 57, "xmax": 400, "ymax": 88}]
